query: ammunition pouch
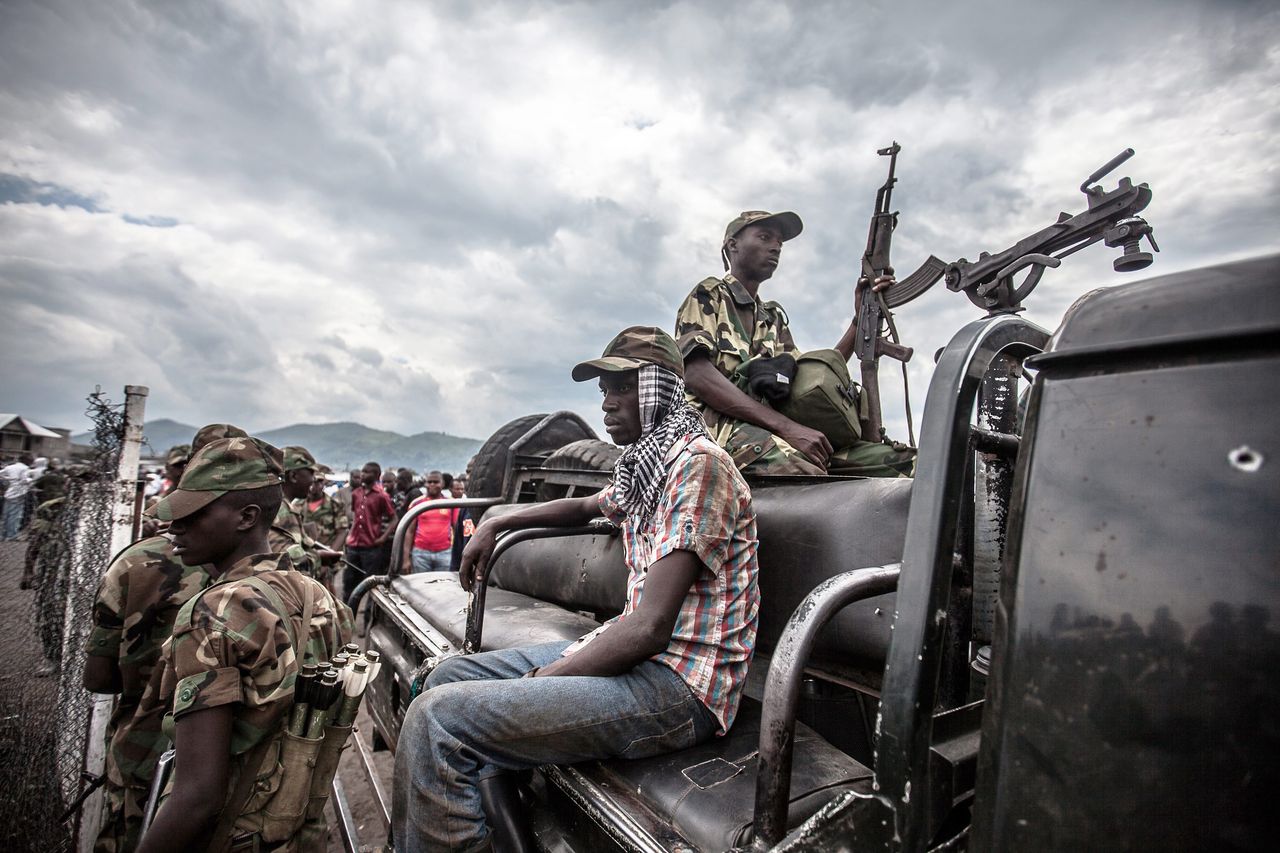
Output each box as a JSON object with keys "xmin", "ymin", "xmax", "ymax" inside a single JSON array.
[
  {"xmin": 258, "ymin": 730, "xmax": 324, "ymax": 842},
  {"xmin": 297, "ymin": 723, "xmax": 354, "ymax": 850},
  {"xmin": 736, "ymin": 349, "xmax": 866, "ymax": 448},
  {"xmin": 224, "ymin": 721, "xmax": 351, "ymax": 852}
]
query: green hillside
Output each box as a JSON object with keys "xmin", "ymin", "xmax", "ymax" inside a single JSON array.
[
  {"xmin": 257, "ymin": 423, "xmax": 481, "ymax": 475},
  {"xmin": 76, "ymin": 418, "xmax": 481, "ymax": 474}
]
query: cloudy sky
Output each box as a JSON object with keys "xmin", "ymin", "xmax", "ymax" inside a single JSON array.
[{"xmin": 2, "ymin": 0, "xmax": 1276, "ymax": 444}]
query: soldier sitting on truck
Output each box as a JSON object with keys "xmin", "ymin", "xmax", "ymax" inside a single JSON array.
[
  {"xmin": 391, "ymin": 326, "xmax": 760, "ymax": 853},
  {"xmin": 675, "ymin": 209, "xmax": 914, "ymax": 476}
]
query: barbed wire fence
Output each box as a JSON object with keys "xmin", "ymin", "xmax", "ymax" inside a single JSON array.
[{"xmin": 0, "ymin": 389, "xmax": 132, "ymax": 852}]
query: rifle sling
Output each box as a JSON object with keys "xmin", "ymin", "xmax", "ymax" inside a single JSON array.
[{"xmin": 877, "ymin": 290, "xmax": 916, "ymax": 447}]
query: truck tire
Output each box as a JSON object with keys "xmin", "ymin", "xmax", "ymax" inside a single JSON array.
[
  {"xmin": 468, "ymin": 413, "xmax": 601, "ymax": 510},
  {"xmin": 535, "ymin": 439, "xmax": 621, "ymax": 501},
  {"xmin": 542, "ymin": 439, "xmax": 621, "ymax": 472},
  {"xmin": 468, "ymin": 414, "xmax": 549, "ymax": 501}
]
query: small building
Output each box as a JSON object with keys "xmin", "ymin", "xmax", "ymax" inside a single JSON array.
[{"xmin": 0, "ymin": 414, "xmax": 72, "ymax": 463}]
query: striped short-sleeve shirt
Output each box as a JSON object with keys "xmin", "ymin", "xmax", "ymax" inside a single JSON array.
[{"xmin": 564, "ymin": 433, "xmax": 760, "ymax": 733}]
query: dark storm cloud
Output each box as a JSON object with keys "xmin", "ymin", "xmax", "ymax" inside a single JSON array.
[
  {"xmin": 0, "ymin": 0, "xmax": 1276, "ymax": 440},
  {"xmin": 0, "ymin": 250, "xmax": 280, "ymax": 425},
  {"xmin": 0, "ymin": 0, "xmax": 568, "ymax": 263}
]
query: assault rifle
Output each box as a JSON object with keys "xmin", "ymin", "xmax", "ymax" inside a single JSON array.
[{"xmin": 856, "ymin": 142, "xmax": 947, "ymax": 444}]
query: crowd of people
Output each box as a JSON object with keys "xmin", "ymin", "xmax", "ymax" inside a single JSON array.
[
  {"xmin": 11, "ymin": 208, "xmax": 915, "ymax": 852},
  {"xmin": 0, "ymin": 453, "xmax": 68, "ymax": 543}
]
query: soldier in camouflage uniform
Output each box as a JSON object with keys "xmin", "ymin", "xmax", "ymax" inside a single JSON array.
[
  {"xmin": 22, "ymin": 491, "xmax": 67, "ymax": 591},
  {"xmin": 302, "ymin": 467, "xmax": 347, "ymax": 551},
  {"xmin": 159, "ymin": 445, "xmax": 190, "ymax": 496},
  {"xmin": 134, "ymin": 437, "xmax": 351, "ymax": 853},
  {"xmin": 269, "ymin": 445, "xmax": 342, "ymax": 580},
  {"xmin": 83, "ymin": 424, "xmax": 246, "ymax": 853},
  {"xmin": 675, "ymin": 210, "xmax": 915, "ymax": 477}
]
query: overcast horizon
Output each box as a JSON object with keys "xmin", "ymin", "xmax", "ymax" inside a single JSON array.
[{"xmin": 2, "ymin": 0, "xmax": 1277, "ymax": 445}]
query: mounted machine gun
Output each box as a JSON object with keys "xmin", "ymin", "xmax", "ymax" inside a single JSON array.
[
  {"xmin": 854, "ymin": 146, "xmax": 1159, "ymax": 443},
  {"xmin": 944, "ymin": 147, "xmax": 1159, "ymax": 314}
]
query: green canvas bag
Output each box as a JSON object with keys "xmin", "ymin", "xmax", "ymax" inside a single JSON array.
[{"xmin": 775, "ymin": 349, "xmax": 865, "ymax": 448}]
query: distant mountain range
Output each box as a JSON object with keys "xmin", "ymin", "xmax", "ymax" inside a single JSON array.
[{"xmin": 74, "ymin": 418, "xmax": 483, "ymax": 475}]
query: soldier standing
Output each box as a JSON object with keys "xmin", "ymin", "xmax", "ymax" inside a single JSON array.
[
  {"xmin": 269, "ymin": 446, "xmax": 342, "ymax": 579},
  {"xmin": 302, "ymin": 466, "xmax": 348, "ymax": 551},
  {"xmin": 675, "ymin": 210, "xmax": 914, "ymax": 476},
  {"xmin": 82, "ymin": 424, "xmax": 245, "ymax": 852},
  {"xmin": 133, "ymin": 437, "xmax": 351, "ymax": 853},
  {"xmin": 158, "ymin": 446, "xmax": 190, "ymax": 496}
]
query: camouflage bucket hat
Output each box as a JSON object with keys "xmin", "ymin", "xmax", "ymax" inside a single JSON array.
[
  {"xmin": 722, "ymin": 210, "xmax": 804, "ymax": 246},
  {"xmin": 572, "ymin": 326, "xmax": 685, "ymax": 381},
  {"xmin": 147, "ymin": 437, "xmax": 284, "ymax": 521},
  {"xmin": 191, "ymin": 423, "xmax": 249, "ymax": 453},
  {"xmin": 283, "ymin": 445, "xmax": 318, "ymax": 473}
]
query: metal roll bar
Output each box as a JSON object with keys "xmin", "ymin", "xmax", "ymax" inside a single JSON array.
[
  {"xmin": 752, "ymin": 565, "xmax": 903, "ymax": 849},
  {"xmin": 344, "ymin": 496, "xmax": 502, "ymax": 611},
  {"xmin": 462, "ymin": 520, "xmax": 618, "ymax": 653},
  {"xmin": 875, "ymin": 314, "xmax": 1049, "ymax": 848}
]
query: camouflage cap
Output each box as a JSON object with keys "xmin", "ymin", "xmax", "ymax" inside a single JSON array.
[
  {"xmin": 572, "ymin": 326, "xmax": 684, "ymax": 381},
  {"xmin": 191, "ymin": 423, "xmax": 249, "ymax": 453},
  {"xmin": 165, "ymin": 444, "xmax": 192, "ymax": 466},
  {"xmin": 283, "ymin": 445, "xmax": 317, "ymax": 473},
  {"xmin": 147, "ymin": 437, "xmax": 284, "ymax": 521},
  {"xmin": 722, "ymin": 210, "xmax": 804, "ymax": 246}
]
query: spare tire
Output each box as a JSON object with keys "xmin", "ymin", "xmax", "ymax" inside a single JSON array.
[
  {"xmin": 536, "ymin": 438, "xmax": 621, "ymax": 502},
  {"xmin": 468, "ymin": 413, "xmax": 600, "ymax": 510},
  {"xmin": 542, "ymin": 438, "xmax": 621, "ymax": 473}
]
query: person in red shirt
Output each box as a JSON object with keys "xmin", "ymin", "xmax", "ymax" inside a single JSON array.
[
  {"xmin": 343, "ymin": 461, "xmax": 398, "ymax": 599},
  {"xmin": 403, "ymin": 470, "xmax": 457, "ymax": 573}
]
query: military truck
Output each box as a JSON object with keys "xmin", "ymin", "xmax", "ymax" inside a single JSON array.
[{"xmin": 341, "ymin": 156, "xmax": 1278, "ymax": 851}]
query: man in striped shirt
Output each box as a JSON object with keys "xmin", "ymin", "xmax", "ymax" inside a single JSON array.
[{"xmin": 392, "ymin": 326, "xmax": 760, "ymax": 853}]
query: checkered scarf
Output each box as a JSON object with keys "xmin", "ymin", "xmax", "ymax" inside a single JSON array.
[{"xmin": 612, "ymin": 364, "xmax": 709, "ymax": 523}]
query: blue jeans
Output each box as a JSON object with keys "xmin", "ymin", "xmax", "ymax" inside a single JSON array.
[
  {"xmin": 411, "ymin": 547, "xmax": 452, "ymax": 573},
  {"xmin": 391, "ymin": 640, "xmax": 718, "ymax": 852},
  {"xmin": 2, "ymin": 497, "xmax": 24, "ymax": 540}
]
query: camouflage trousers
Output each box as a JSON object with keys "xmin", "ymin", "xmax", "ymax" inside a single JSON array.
[
  {"xmin": 715, "ymin": 419, "xmax": 916, "ymax": 478},
  {"xmin": 94, "ymin": 780, "xmax": 147, "ymax": 853}
]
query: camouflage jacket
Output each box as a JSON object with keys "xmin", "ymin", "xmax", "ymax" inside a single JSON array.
[
  {"xmin": 86, "ymin": 535, "xmax": 211, "ymax": 788},
  {"xmin": 269, "ymin": 498, "xmax": 323, "ymax": 577},
  {"xmin": 674, "ymin": 274, "xmax": 797, "ymax": 430},
  {"xmin": 28, "ymin": 496, "xmax": 66, "ymax": 543},
  {"xmin": 302, "ymin": 493, "xmax": 345, "ymax": 549},
  {"xmin": 142, "ymin": 553, "xmax": 352, "ymax": 832}
]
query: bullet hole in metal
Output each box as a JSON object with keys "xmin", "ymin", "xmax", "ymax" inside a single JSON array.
[{"xmin": 1228, "ymin": 445, "xmax": 1263, "ymax": 473}]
